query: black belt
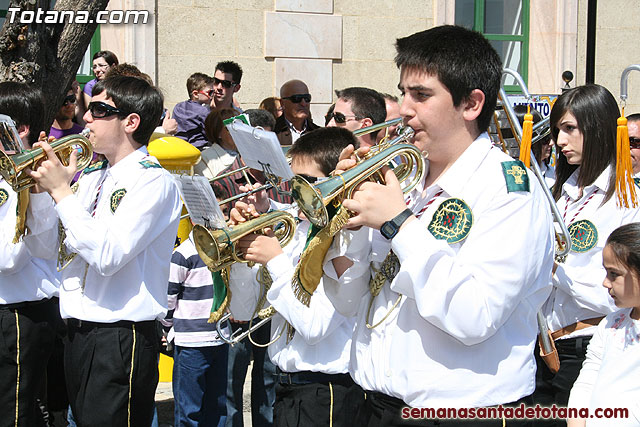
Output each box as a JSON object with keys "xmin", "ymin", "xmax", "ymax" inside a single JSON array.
[
  {"xmin": 277, "ymin": 370, "xmax": 353, "ymax": 387},
  {"xmin": 555, "ymin": 336, "xmax": 591, "ymax": 356},
  {"xmin": 67, "ymin": 318, "xmax": 155, "ymax": 331},
  {"xmin": 0, "ymin": 297, "xmax": 52, "ymax": 311}
]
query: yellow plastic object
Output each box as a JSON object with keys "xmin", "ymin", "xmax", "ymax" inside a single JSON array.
[
  {"xmin": 148, "ymin": 133, "xmax": 201, "ymax": 175},
  {"xmin": 158, "ymin": 353, "xmax": 174, "ymax": 382}
]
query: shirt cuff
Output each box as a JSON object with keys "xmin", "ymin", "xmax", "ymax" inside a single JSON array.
[
  {"xmin": 55, "ymin": 194, "xmax": 84, "ymax": 228},
  {"xmin": 266, "ymin": 252, "xmax": 293, "ymax": 283}
]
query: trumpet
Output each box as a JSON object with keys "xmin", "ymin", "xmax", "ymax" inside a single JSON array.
[
  {"xmin": 193, "ymin": 210, "xmax": 297, "ymax": 272},
  {"xmin": 215, "ymin": 311, "xmax": 273, "ymax": 345},
  {"xmin": 291, "ymin": 125, "xmax": 424, "ymax": 227},
  {"xmin": 0, "ymin": 132, "xmax": 94, "ymax": 192}
]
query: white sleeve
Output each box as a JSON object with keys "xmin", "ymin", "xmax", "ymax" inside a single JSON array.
[
  {"xmin": 23, "ymin": 192, "xmax": 59, "ymax": 261},
  {"xmin": 56, "ymin": 172, "xmax": 181, "ymax": 276},
  {"xmin": 568, "ymin": 317, "xmax": 605, "ymax": 408},
  {"xmin": 266, "ymin": 253, "xmax": 350, "ymax": 345},
  {"xmin": 554, "ymin": 259, "xmax": 618, "ymax": 315},
  {"xmin": 389, "ymin": 190, "xmax": 553, "ymax": 345},
  {"xmin": 0, "ymin": 188, "xmax": 31, "ymax": 273}
]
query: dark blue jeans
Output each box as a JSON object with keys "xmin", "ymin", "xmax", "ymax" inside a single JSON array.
[
  {"xmin": 226, "ymin": 320, "xmax": 276, "ymax": 427},
  {"xmin": 173, "ymin": 344, "xmax": 229, "ymax": 427}
]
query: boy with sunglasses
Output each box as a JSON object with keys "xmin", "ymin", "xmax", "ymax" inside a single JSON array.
[
  {"xmin": 626, "ymin": 113, "xmax": 640, "ymax": 177},
  {"xmin": 174, "ymin": 72, "xmax": 215, "ymax": 150},
  {"xmin": 211, "ymin": 61, "xmax": 243, "ymax": 112},
  {"xmin": 25, "ymin": 75, "xmax": 182, "ymax": 427},
  {"xmin": 274, "ymin": 79, "xmax": 319, "ymax": 146},
  {"xmin": 50, "ymin": 87, "xmax": 85, "ymax": 140},
  {"xmin": 327, "ymin": 87, "xmax": 387, "ymax": 148}
]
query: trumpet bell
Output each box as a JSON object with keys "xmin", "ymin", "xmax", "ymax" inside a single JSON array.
[{"xmin": 0, "ymin": 133, "xmax": 94, "ymax": 192}]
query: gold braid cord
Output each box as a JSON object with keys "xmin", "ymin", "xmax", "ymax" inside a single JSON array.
[
  {"xmin": 57, "ymin": 182, "xmax": 80, "ymax": 271},
  {"xmin": 291, "ymin": 205, "xmax": 351, "ymax": 306},
  {"xmin": 207, "ymin": 267, "xmax": 232, "ymax": 323},
  {"xmin": 248, "ymin": 266, "xmax": 291, "ymax": 347},
  {"xmin": 366, "ymin": 251, "xmax": 402, "ymax": 329},
  {"xmin": 12, "ymin": 189, "xmax": 29, "ymax": 243}
]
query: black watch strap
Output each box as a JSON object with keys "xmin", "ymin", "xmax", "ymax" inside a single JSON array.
[{"xmin": 380, "ymin": 208, "xmax": 413, "ymax": 240}]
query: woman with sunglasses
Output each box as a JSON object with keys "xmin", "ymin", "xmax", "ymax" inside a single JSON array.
[
  {"xmin": 82, "ymin": 50, "xmax": 119, "ymax": 112},
  {"xmin": 532, "ymin": 84, "xmax": 640, "ymax": 422}
]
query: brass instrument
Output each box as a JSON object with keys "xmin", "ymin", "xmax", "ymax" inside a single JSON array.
[
  {"xmin": 0, "ymin": 132, "xmax": 93, "ymax": 192},
  {"xmin": 193, "ymin": 210, "xmax": 297, "ymax": 272},
  {"xmin": 215, "ymin": 311, "xmax": 273, "ymax": 345},
  {"xmin": 291, "ymin": 125, "xmax": 424, "ymax": 227}
]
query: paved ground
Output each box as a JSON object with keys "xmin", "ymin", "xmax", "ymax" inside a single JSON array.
[{"xmin": 156, "ymin": 361, "xmax": 253, "ymax": 426}]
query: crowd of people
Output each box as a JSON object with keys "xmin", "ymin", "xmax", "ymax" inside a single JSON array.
[{"xmin": 1, "ymin": 24, "xmax": 640, "ymax": 427}]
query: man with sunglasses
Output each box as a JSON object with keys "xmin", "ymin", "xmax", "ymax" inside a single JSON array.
[
  {"xmin": 49, "ymin": 87, "xmax": 85, "ymax": 140},
  {"xmin": 25, "ymin": 75, "xmax": 182, "ymax": 427},
  {"xmin": 211, "ymin": 61, "xmax": 243, "ymax": 112},
  {"xmin": 174, "ymin": 72, "xmax": 216, "ymax": 150},
  {"xmin": 626, "ymin": 113, "xmax": 640, "ymax": 177},
  {"xmin": 274, "ymin": 79, "xmax": 319, "ymax": 146},
  {"xmin": 327, "ymin": 87, "xmax": 386, "ymax": 148}
]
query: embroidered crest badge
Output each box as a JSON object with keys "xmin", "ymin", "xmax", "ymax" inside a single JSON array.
[
  {"xmin": 83, "ymin": 160, "xmax": 108, "ymax": 174},
  {"xmin": 139, "ymin": 160, "xmax": 162, "ymax": 169},
  {"xmin": 634, "ymin": 177, "xmax": 640, "ymax": 188},
  {"xmin": 0, "ymin": 188, "xmax": 8, "ymax": 207},
  {"xmin": 110, "ymin": 188, "xmax": 127, "ymax": 213},
  {"xmin": 501, "ymin": 160, "xmax": 530, "ymax": 193},
  {"xmin": 568, "ymin": 219, "xmax": 598, "ymax": 253},
  {"xmin": 427, "ymin": 198, "xmax": 473, "ymax": 243}
]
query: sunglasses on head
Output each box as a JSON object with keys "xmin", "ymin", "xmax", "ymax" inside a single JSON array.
[
  {"xmin": 630, "ymin": 137, "xmax": 640, "ymax": 150},
  {"xmin": 88, "ymin": 101, "xmax": 129, "ymax": 119},
  {"xmin": 282, "ymin": 94, "xmax": 311, "ymax": 104},
  {"xmin": 326, "ymin": 111, "xmax": 362, "ymax": 124},
  {"xmin": 213, "ymin": 77, "xmax": 236, "ymax": 89},
  {"xmin": 62, "ymin": 94, "xmax": 76, "ymax": 106}
]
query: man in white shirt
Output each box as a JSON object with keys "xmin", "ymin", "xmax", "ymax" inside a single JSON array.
[
  {"xmin": 324, "ymin": 25, "xmax": 555, "ymax": 425},
  {"xmin": 25, "ymin": 75, "xmax": 182, "ymax": 426},
  {"xmin": 0, "ymin": 82, "xmax": 60, "ymax": 426}
]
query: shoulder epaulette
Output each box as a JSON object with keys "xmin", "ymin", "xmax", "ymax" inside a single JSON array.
[
  {"xmin": 634, "ymin": 177, "xmax": 640, "ymax": 188},
  {"xmin": 139, "ymin": 160, "xmax": 163, "ymax": 169},
  {"xmin": 501, "ymin": 160, "xmax": 530, "ymax": 193},
  {"xmin": 83, "ymin": 160, "xmax": 108, "ymax": 174}
]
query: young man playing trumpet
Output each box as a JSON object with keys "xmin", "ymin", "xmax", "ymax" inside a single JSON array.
[
  {"xmin": 25, "ymin": 75, "xmax": 182, "ymax": 426},
  {"xmin": 226, "ymin": 127, "xmax": 368, "ymax": 427},
  {"xmin": 324, "ymin": 25, "xmax": 555, "ymax": 425}
]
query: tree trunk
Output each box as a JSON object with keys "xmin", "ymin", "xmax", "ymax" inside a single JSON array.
[{"xmin": 0, "ymin": 0, "xmax": 109, "ymax": 130}]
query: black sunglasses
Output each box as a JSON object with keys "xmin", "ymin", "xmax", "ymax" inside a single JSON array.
[
  {"xmin": 326, "ymin": 111, "xmax": 362, "ymax": 124},
  {"xmin": 297, "ymin": 174, "xmax": 319, "ymax": 184},
  {"xmin": 88, "ymin": 101, "xmax": 129, "ymax": 119},
  {"xmin": 213, "ymin": 77, "xmax": 236, "ymax": 89},
  {"xmin": 630, "ymin": 137, "xmax": 640, "ymax": 150},
  {"xmin": 62, "ymin": 94, "xmax": 76, "ymax": 106},
  {"xmin": 282, "ymin": 94, "xmax": 311, "ymax": 104}
]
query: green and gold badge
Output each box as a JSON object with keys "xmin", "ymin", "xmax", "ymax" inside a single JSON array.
[
  {"xmin": 569, "ymin": 219, "xmax": 598, "ymax": 253},
  {"xmin": 110, "ymin": 188, "xmax": 127, "ymax": 213},
  {"xmin": 428, "ymin": 198, "xmax": 473, "ymax": 243},
  {"xmin": 0, "ymin": 188, "xmax": 8, "ymax": 207},
  {"xmin": 501, "ymin": 160, "xmax": 530, "ymax": 193}
]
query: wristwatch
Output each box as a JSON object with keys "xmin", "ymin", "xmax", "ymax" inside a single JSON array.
[{"xmin": 380, "ymin": 208, "xmax": 413, "ymax": 240}]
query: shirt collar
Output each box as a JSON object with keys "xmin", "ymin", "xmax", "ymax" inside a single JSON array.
[
  {"xmin": 434, "ymin": 132, "xmax": 493, "ymax": 196},
  {"xmin": 285, "ymin": 116, "xmax": 307, "ymax": 134},
  {"xmin": 563, "ymin": 165, "xmax": 612, "ymax": 200},
  {"xmin": 106, "ymin": 146, "xmax": 149, "ymax": 181}
]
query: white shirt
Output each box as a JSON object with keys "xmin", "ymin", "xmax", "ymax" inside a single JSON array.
[
  {"xmin": 568, "ymin": 309, "xmax": 640, "ymax": 425},
  {"xmin": 324, "ymin": 134, "xmax": 555, "ymax": 407},
  {"xmin": 544, "ymin": 166, "xmax": 640, "ymax": 338},
  {"xmin": 193, "ymin": 143, "xmax": 236, "ymax": 180},
  {"xmin": 0, "ymin": 180, "xmax": 59, "ymax": 304},
  {"xmin": 228, "ymin": 220, "xmax": 355, "ymax": 374},
  {"xmin": 26, "ymin": 147, "xmax": 182, "ymax": 322}
]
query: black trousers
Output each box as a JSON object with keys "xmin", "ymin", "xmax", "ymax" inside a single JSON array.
[
  {"xmin": 273, "ymin": 371, "xmax": 365, "ymax": 427},
  {"xmin": 0, "ymin": 297, "xmax": 58, "ymax": 427},
  {"xmin": 64, "ymin": 319, "xmax": 159, "ymax": 427},
  {"xmin": 355, "ymin": 388, "xmax": 535, "ymax": 427},
  {"xmin": 531, "ymin": 336, "xmax": 591, "ymax": 427}
]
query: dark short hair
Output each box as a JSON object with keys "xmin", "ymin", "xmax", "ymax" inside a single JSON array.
[
  {"xmin": 93, "ymin": 50, "xmax": 119, "ymax": 66},
  {"xmin": 606, "ymin": 223, "xmax": 640, "ymax": 279},
  {"xmin": 186, "ymin": 72, "xmax": 214, "ymax": 96},
  {"xmin": 93, "ymin": 76, "xmax": 163, "ymax": 146},
  {"xmin": 381, "ymin": 93, "xmax": 399, "ymax": 103},
  {"xmin": 626, "ymin": 113, "xmax": 640, "ymax": 124},
  {"xmin": 288, "ymin": 127, "xmax": 359, "ymax": 176},
  {"xmin": 215, "ymin": 61, "xmax": 243, "ymax": 84},
  {"xmin": 335, "ymin": 87, "xmax": 386, "ymax": 139},
  {"xmin": 395, "ymin": 25, "xmax": 502, "ymax": 133},
  {"xmin": 550, "ymin": 84, "xmax": 619, "ymax": 204},
  {"xmin": 204, "ymin": 108, "xmax": 238, "ymax": 145},
  {"xmin": 245, "ymin": 109, "xmax": 276, "ymax": 130},
  {"xmin": 105, "ymin": 63, "xmax": 153, "ymax": 85},
  {"xmin": 0, "ymin": 82, "xmax": 44, "ymax": 145}
]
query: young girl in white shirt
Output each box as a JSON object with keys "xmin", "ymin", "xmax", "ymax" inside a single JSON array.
[{"xmin": 567, "ymin": 222, "xmax": 640, "ymax": 426}]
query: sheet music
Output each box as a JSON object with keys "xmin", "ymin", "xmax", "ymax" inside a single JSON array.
[
  {"xmin": 226, "ymin": 120, "xmax": 294, "ymax": 180},
  {"xmin": 174, "ymin": 175, "xmax": 226, "ymax": 229}
]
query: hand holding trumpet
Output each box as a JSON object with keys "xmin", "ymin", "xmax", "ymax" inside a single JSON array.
[
  {"xmin": 230, "ymin": 201, "xmax": 283, "ymax": 265},
  {"xmin": 27, "ymin": 138, "xmax": 78, "ymax": 202}
]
